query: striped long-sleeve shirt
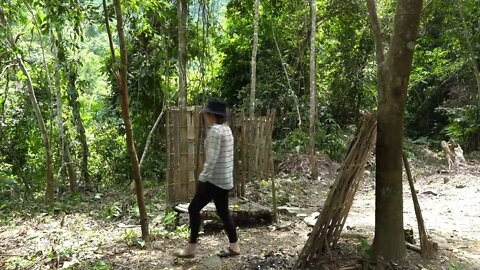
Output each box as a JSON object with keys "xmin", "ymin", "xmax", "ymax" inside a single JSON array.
[{"xmin": 199, "ymin": 124, "xmax": 234, "ymax": 190}]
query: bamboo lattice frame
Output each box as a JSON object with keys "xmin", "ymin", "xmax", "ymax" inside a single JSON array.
[{"xmin": 295, "ymin": 113, "xmax": 377, "ymax": 269}]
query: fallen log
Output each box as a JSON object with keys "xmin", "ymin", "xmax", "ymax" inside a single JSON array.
[
  {"xmin": 175, "ymin": 199, "xmax": 273, "ymax": 227},
  {"xmin": 406, "ymin": 242, "xmax": 421, "ymax": 254}
]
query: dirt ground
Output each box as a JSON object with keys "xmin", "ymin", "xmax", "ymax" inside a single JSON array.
[{"xmin": 1, "ymin": 152, "xmax": 479, "ymax": 269}]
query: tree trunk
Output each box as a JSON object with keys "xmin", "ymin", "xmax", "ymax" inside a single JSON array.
[
  {"xmin": 66, "ymin": 62, "xmax": 92, "ymax": 189},
  {"xmin": 177, "ymin": 0, "xmax": 188, "ymax": 107},
  {"xmin": 457, "ymin": 0, "xmax": 480, "ymax": 112},
  {"xmin": 367, "ymin": 0, "xmax": 424, "ymax": 262},
  {"xmin": 249, "ymin": 0, "xmax": 260, "ymax": 117},
  {"xmin": 51, "ymin": 29, "xmax": 78, "ymax": 192},
  {"xmin": 0, "ymin": 8, "xmax": 55, "ymax": 203},
  {"xmin": 0, "ymin": 72, "xmax": 9, "ymax": 134},
  {"xmin": 0, "ymin": 74, "xmax": 32, "ymax": 196},
  {"xmin": 366, "ymin": 0, "xmax": 385, "ymax": 65},
  {"xmin": 103, "ymin": 0, "xmax": 116, "ymax": 65},
  {"xmin": 308, "ymin": 0, "xmax": 317, "ymax": 180},
  {"xmin": 18, "ymin": 58, "xmax": 55, "ymax": 204},
  {"xmin": 272, "ymin": 24, "xmax": 301, "ymax": 127},
  {"xmin": 113, "ymin": 0, "xmax": 149, "ymax": 240}
]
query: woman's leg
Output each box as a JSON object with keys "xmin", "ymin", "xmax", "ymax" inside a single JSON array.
[
  {"xmin": 174, "ymin": 182, "xmax": 212, "ymax": 258},
  {"xmin": 188, "ymin": 182, "xmax": 212, "ymax": 243},
  {"xmin": 211, "ymin": 184, "xmax": 238, "ymax": 245}
]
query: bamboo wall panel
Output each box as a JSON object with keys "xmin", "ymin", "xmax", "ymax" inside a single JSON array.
[{"xmin": 166, "ymin": 108, "xmax": 275, "ymax": 203}]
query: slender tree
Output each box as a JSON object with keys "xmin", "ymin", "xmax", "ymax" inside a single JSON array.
[
  {"xmin": 249, "ymin": 0, "xmax": 260, "ymax": 117},
  {"xmin": 272, "ymin": 24, "xmax": 302, "ymax": 127},
  {"xmin": 0, "ymin": 6, "xmax": 55, "ymax": 204},
  {"xmin": 112, "ymin": 0, "xmax": 149, "ymax": 240},
  {"xmin": 62, "ymin": 46, "xmax": 92, "ymax": 190},
  {"xmin": 177, "ymin": 0, "xmax": 188, "ymax": 106},
  {"xmin": 366, "ymin": 0, "xmax": 424, "ymax": 261},
  {"xmin": 308, "ymin": 0, "xmax": 317, "ymax": 180},
  {"xmin": 28, "ymin": 1, "xmax": 78, "ymax": 192},
  {"xmin": 51, "ymin": 28, "xmax": 79, "ymax": 192},
  {"xmin": 56, "ymin": 0, "xmax": 93, "ymax": 190},
  {"xmin": 67, "ymin": 62, "xmax": 92, "ymax": 189}
]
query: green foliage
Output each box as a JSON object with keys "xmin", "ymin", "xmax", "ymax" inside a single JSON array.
[
  {"xmin": 122, "ymin": 228, "xmax": 145, "ymax": 248},
  {"xmin": 274, "ymin": 115, "xmax": 352, "ymax": 161},
  {"xmin": 162, "ymin": 211, "xmax": 178, "ymax": 229},
  {"xmin": 100, "ymin": 202, "xmax": 123, "ymax": 220},
  {"xmin": 445, "ymin": 105, "xmax": 480, "ymax": 151},
  {"xmin": 76, "ymin": 261, "xmax": 113, "ymax": 270},
  {"xmin": 406, "ymin": 0, "xmax": 480, "ymax": 151},
  {"xmin": 274, "ymin": 129, "xmax": 309, "ymax": 155},
  {"xmin": 316, "ymin": 115, "xmax": 354, "ymax": 161},
  {"xmin": 1, "ymin": 0, "xmax": 480, "ymax": 205},
  {"xmin": 259, "ymin": 179, "xmax": 269, "ymax": 189},
  {"xmin": 5, "ymin": 256, "xmax": 35, "ymax": 270},
  {"xmin": 151, "ymin": 213, "xmax": 189, "ymax": 240},
  {"xmin": 174, "ymin": 224, "xmax": 190, "ymax": 239},
  {"xmin": 448, "ymin": 261, "xmax": 463, "ymax": 270},
  {"xmin": 357, "ymin": 237, "xmax": 371, "ymax": 265}
]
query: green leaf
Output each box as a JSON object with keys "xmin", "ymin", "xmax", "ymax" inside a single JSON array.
[{"xmin": 16, "ymin": 70, "xmax": 27, "ymax": 81}]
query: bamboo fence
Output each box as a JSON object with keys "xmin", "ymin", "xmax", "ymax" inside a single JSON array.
[{"xmin": 166, "ymin": 107, "xmax": 275, "ymax": 203}]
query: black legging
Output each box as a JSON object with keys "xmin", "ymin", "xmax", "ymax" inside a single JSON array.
[{"xmin": 188, "ymin": 181, "xmax": 238, "ymax": 244}]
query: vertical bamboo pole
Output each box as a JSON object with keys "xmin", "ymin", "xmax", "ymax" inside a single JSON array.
[
  {"xmin": 403, "ymin": 152, "xmax": 432, "ymax": 258},
  {"xmin": 241, "ymin": 110, "xmax": 247, "ymax": 196},
  {"xmin": 187, "ymin": 108, "xmax": 196, "ymax": 198},
  {"xmin": 166, "ymin": 108, "xmax": 174, "ymax": 205},
  {"xmin": 194, "ymin": 107, "xmax": 202, "ymax": 194},
  {"xmin": 179, "ymin": 107, "xmax": 189, "ymax": 201},
  {"xmin": 269, "ymin": 110, "xmax": 277, "ymax": 223}
]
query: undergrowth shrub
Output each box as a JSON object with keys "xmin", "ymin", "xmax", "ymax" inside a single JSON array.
[
  {"xmin": 274, "ymin": 117, "xmax": 354, "ymax": 162},
  {"xmin": 445, "ymin": 105, "xmax": 480, "ymax": 152}
]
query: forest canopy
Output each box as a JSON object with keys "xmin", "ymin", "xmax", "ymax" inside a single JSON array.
[{"xmin": 0, "ymin": 0, "xmax": 479, "ymax": 199}]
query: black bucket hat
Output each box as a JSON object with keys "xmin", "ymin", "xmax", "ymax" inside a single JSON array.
[{"xmin": 202, "ymin": 98, "xmax": 228, "ymax": 117}]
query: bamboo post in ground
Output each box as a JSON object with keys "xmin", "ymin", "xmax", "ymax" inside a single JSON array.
[
  {"xmin": 403, "ymin": 152, "xmax": 433, "ymax": 259},
  {"xmin": 166, "ymin": 109, "xmax": 173, "ymax": 206},
  {"xmin": 240, "ymin": 111, "xmax": 247, "ymax": 196},
  {"xmin": 270, "ymin": 156, "xmax": 278, "ymax": 224},
  {"xmin": 267, "ymin": 110, "xmax": 277, "ymax": 223}
]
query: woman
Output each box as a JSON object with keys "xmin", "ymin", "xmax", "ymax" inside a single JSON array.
[{"xmin": 174, "ymin": 99, "xmax": 240, "ymax": 258}]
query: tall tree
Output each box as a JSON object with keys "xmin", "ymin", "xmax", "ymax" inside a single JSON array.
[
  {"xmin": 0, "ymin": 6, "xmax": 55, "ymax": 204},
  {"xmin": 51, "ymin": 29, "xmax": 79, "ymax": 192},
  {"xmin": 249, "ymin": 0, "xmax": 260, "ymax": 117},
  {"xmin": 27, "ymin": 2, "xmax": 79, "ymax": 193},
  {"xmin": 308, "ymin": 0, "xmax": 317, "ymax": 179},
  {"xmin": 367, "ymin": 0, "xmax": 424, "ymax": 261},
  {"xmin": 66, "ymin": 61, "xmax": 92, "ymax": 189},
  {"xmin": 112, "ymin": 0, "xmax": 149, "ymax": 240},
  {"xmin": 59, "ymin": 16, "xmax": 92, "ymax": 189},
  {"xmin": 57, "ymin": 0, "xmax": 92, "ymax": 189},
  {"xmin": 177, "ymin": 0, "xmax": 188, "ymax": 106}
]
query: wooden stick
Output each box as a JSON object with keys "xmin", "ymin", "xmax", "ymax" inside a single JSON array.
[
  {"xmin": 269, "ymin": 110, "xmax": 277, "ymax": 223},
  {"xmin": 406, "ymin": 242, "xmax": 421, "ymax": 254},
  {"xmin": 403, "ymin": 152, "xmax": 433, "ymax": 258}
]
